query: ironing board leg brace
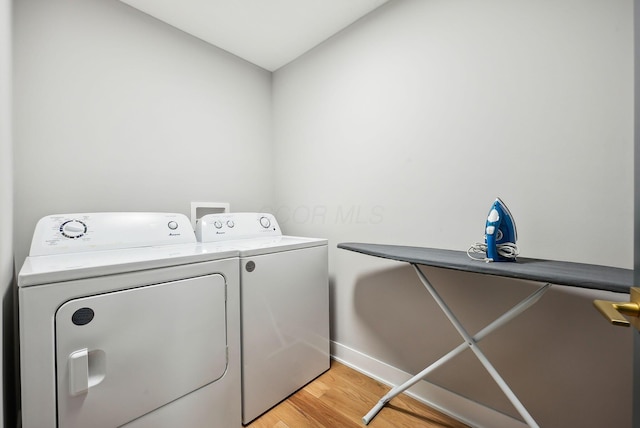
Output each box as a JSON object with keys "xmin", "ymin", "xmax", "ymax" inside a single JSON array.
[{"xmin": 362, "ymin": 264, "xmax": 550, "ymax": 427}]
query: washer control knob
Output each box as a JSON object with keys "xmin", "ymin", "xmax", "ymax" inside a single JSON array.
[
  {"xmin": 227, "ymin": 220, "xmax": 235, "ymax": 228},
  {"xmin": 167, "ymin": 221, "xmax": 178, "ymax": 230},
  {"xmin": 60, "ymin": 220, "xmax": 87, "ymax": 239},
  {"xmin": 214, "ymin": 220, "xmax": 223, "ymax": 229},
  {"xmin": 259, "ymin": 216, "xmax": 271, "ymax": 229}
]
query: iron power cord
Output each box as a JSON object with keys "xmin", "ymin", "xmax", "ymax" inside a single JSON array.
[{"xmin": 467, "ymin": 241, "xmax": 519, "ymax": 262}]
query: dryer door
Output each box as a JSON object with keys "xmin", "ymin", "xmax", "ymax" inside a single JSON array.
[{"xmin": 55, "ymin": 274, "xmax": 227, "ymax": 428}]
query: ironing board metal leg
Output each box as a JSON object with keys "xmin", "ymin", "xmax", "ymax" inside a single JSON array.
[
  {"xmin": 412, "ymin": 264, "xmax": 540, "ymax": 428},
  {"xmin": 362, "ymin": 281, "xmax": 550, "ymax": 426}
]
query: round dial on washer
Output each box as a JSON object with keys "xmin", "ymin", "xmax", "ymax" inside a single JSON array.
[
  {"xmin": 259, "ymin": 216, "xmax": 271, "ymax": 229},
  {"xmin": 214, "ymin": 220, "xmax": 223, "ymax": 229},
  {"xmin": 227, "ymin": 220, "xmax": 235, "ymax": 228},
  {"xmin": 60, "ymin": 220, "xmax": 87, "ymax": 239},
  {"xmin": 167, "ymin": 221, "xmax": 178, "ymax": 230}
]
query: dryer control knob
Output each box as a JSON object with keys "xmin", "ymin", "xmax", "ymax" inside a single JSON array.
[
  {"xmin": 214, "ymin": 220, "xmax": 223, "ymax": 229},
  {"xmin": 227, "ymin": 220, "xmax": 235, "ymax": 228},
  {"xmin": 60, "ymin": 220, "xmax": 87, "ymax": 239},
  {"xmin": 167, "ymin": 221, "xmax": 178, "ymax": 230},
  {"xmin": 259, "ymin": 216, "xmax": 271, "ymax": 229}
]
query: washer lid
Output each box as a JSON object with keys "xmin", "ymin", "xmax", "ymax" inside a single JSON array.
[
  {"xmin": 233, "ymin": 236, "xmax": 327, "ymax": 257},
  {"xmin": 18, "ymin": 243, "xmax": 238, "ymax": 287}
]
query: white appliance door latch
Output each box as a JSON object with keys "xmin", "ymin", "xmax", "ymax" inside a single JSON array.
[
  {"xmin": 69, "ymin": 349, "xmax": 89, "ymax": 396},
  {"xmin": 68, "ymin": 348, "xmax": 106, "ymax": 396}
]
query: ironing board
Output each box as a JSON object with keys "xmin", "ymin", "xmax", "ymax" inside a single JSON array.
[{"xmin": 337, "ymin": 242, "xmax": 633, "ymax": 427}]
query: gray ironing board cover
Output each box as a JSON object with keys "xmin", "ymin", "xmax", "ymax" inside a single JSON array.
[{"xmin": 337, "ymin": 242, "xmax": 633, "ymax": 294}]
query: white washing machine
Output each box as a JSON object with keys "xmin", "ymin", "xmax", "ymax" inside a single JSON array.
[
  {"xmin": 196, "ymin": 212, "xmax": 330, "ymax": 424},
  {"xmin": 18, "ymin": 212, "xmax": 242, "ymax": 428}
]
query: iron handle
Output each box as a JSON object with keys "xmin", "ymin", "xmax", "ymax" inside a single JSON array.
[{"xmin": 593, "ymin": 287, "xmax": 640, "ymax": 328}]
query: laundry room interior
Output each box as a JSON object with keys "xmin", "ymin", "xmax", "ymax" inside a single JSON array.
[{"xmin": 0, "ymin": 0, "xmax": 635, "ymax": 427}]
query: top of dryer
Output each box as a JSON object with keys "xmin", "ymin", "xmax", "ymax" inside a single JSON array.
[
  {"xmin": 196, "ymin": 212, "xmax": 281, "ymax": 242},
  {"xmin": 28, "ymin": 212, "xmax": 196, "ymax": 256},
  {"xmin": 20, "ymin": 212, "xmax": 240, "ymax": 288}
]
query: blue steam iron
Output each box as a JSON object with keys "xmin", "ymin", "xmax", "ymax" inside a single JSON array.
[{"xmin": 484, "ymin": 198, "xmax": 518, "ymax": 262}]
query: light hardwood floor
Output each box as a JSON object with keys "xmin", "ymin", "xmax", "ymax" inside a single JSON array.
[{"xmin": 246, "ymin": 360, "xmax": 469, "ymax": 428}]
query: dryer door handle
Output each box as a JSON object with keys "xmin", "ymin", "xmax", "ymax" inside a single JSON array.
[
  {"xmin": 68, "ymin": 348, "xmax": 107, "ymax": 396},
  {"xmin": 69, "ymin": 349, "xmax": 89, "ymax": 396}
]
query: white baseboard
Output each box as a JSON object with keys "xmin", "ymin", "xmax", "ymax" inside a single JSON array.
[{"xmin": 331, "ymin": 341, "xmax": 528, "ymax": 428}]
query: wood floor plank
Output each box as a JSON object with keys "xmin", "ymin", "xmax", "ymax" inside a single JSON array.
[
  {"xmin": 311, "ymin": 371, "xmax": 399, "ymax": 427},
  {"xmin": 246, "ymin": 360, "xmax": 469, "ymax": 428},
  {"xmin": 289, "ymin": 389, "xmax": 363, "ymax": 428},
  {"xmin": 248, "ymin": 399, "xmax": 324, "ymax": 428},
  {"xmin": 303, "ymin": 377, "xmax": 331, "ymax": 399},
  {"xmin": 319, "ymin": 363, "xmax": 467, "ymax": 428}
]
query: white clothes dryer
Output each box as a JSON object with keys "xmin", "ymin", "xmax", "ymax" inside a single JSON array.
[
  {"xmin": 196, "ymin": 212, "xmax": 330, "ymax": 424},
  {"xmin": 18, "ymin": 212, "xmax": 242, "ymax": 428}
]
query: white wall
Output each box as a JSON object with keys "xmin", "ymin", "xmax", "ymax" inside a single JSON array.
[
  {"xmin": 12, "ymin": 0, "xmax": 274, "ymax": 267},
  {"xmin": 273, "ymin": 1, "xmax": 634, "ymax": 427},
  {"xmin": 1, "ymin": 0, "xmax": 12, "ymax": 426}
]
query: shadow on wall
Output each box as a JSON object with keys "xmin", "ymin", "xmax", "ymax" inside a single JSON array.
[
  {"xmin": 352, "ymin": 265, "xmax": 633, "ymax": 427},
  {"xmin": 328, "ymin": 274, "xmax": 337, "ymax": 342},
  {"xmin": 3, "ymin": 266, "xmax": 18, "ymax": 428}
]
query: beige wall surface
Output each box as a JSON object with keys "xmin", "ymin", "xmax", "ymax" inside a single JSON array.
[{"xmin": 273, "ymin": 1, "xmax": 634, "ymax": 426}]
